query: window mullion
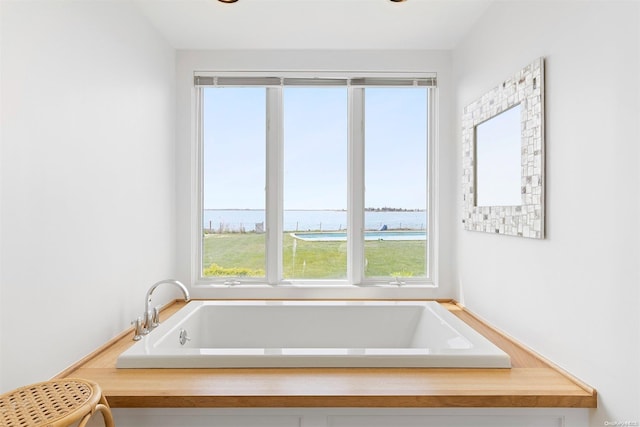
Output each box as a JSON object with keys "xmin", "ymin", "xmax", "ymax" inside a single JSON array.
[
  {"xmin": 195, "ymin": 87, "xmax": 205, "ymax": 281},
  {"xmin": 348, "ymin": 88, "xmax": 365, "ymax": 285},
  {"xmin": 426, "ymin": 87, "xmax": 437, "ymax": 284},
  {"xmin": 266, "ymin": 87, "xmax": 283, "ymax": 285}
]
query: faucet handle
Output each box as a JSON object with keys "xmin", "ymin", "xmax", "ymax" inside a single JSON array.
[
  {"xmin": 131, "ymin": 317, "xmax": 144, "ymax": 341},
  {"xmin": 151, "ymin": 306, "xmax": 161, "ymax": 328}
]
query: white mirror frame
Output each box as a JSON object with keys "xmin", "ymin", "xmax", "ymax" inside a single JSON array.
[{"xmin": 462, "ymin": 57, "xmax": 545, "ymax": 239}]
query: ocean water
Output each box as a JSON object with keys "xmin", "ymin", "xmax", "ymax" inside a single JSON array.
[{"xmin": 203, "ymin": 209, "xmax": 426, "ymax": 232}]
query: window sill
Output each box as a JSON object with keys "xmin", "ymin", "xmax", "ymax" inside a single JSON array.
[{"xmin": 189, "ymin": 281, "xmax": 440, "ymax": 300}]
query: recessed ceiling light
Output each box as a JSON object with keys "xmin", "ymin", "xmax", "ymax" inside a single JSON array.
[
  {"xmin": 389, "ymin": 0, "xmax": 407, "ymax": 2},
  {"xmin": 218, "ymin": 0, "xmax": 238, "ymax": 3}
]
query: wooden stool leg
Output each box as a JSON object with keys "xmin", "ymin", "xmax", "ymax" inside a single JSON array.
[
  {"xmin": 76, "ymin": 395, "xmax": 115, "ymax": 427},
  {"xmin": 97, "ymin": 396, "xmax": 116, "ymax": 427}
]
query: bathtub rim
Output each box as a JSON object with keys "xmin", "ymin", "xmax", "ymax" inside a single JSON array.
[{"xmin": 116, "ymin": 300, "xmax": 512, "ymax": 369}]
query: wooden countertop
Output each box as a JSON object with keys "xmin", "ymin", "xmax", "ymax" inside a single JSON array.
[{"xmin": 55, "ymin": 300, "xmax": 596, "ymax": 408}]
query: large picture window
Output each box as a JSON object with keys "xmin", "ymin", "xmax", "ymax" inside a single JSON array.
[{"xmin": 196, "ymin": 74, "xmax": 436, "ymax": 286}]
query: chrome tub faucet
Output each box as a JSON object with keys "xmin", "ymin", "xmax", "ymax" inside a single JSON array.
[{"xmin": 133, "ymin": 279, "xmax": 190, "ymax": 340}]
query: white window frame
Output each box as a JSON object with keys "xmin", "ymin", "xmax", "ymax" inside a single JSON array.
[{"xmin": 191, "ymin": 71, "xmax": 439, "ymax": 296}]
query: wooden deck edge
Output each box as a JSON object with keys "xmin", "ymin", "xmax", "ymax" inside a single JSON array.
[
  {"xmin": 105, "ymin": 395, "xmax": 597, "ymax": 409},
  {"xmin": 188, "ymin": 298, "xmax": 458, "ymax": 302},
  {"xmin": 451, "ymin": 300, "xmax": 597, "ymax": 399}
]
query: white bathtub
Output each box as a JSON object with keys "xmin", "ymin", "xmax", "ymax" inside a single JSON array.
[{"xmin": 116, "ymin": 301, "xmax": 511, "ymax": 369}]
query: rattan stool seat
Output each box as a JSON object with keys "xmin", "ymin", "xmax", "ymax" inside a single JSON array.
[{"xmin": 0, "ymin": 378, "xmax": 114, "ymax": 427}]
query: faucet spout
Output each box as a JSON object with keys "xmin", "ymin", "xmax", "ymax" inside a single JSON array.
[{"xmin": 142, "ymin": 279, "xmax": 190, "ymax": 334}]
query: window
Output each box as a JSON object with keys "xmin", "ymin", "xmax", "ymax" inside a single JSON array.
[
  {"xmin": 202, "ymin": 87, "xmax": 266, "ymax": 279},
  {"xmin": 284, "ymin": 87, "xmax": 348, "ymax": 280},
  {"xmin": 364, "ymin": 88, "xmax": 428, "ymax": 280},
  {"xmin": 196, "ymin": 74, "xmax": 436, "ymax": 286}
]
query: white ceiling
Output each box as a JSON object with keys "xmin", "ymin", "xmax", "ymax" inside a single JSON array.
[{"xmin": 133, "ymin": 0, "xmax": 493, "ymax": 50}]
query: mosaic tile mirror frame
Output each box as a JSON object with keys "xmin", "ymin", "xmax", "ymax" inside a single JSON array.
[{"xmin": 462, "ymin": 57, "xmax": 545, "ymax": 239}]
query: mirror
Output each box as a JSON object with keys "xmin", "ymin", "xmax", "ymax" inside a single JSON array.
[
  {"xmin": 462, "ymin": 58, "xmax": 544, "ymax": 239},
  {"xmin": 474, "ymin": 104, "xmax": 522, "ymax": 207}
]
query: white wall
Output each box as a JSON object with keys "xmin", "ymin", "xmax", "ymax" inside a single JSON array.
[
  {"xmin": 0, "ymin": 0, "xmax": 4, "ymax": 393},
  {"xmin": 0, "ymin": 1, "xmax": 176, "ymax": 392},
  {"xmin": 175, "ymin": 50, "xmax": 457, "ymax": 299},
  {"xmin": 453, "ymin": 2, "xmax": 640, "ymax": 425}
]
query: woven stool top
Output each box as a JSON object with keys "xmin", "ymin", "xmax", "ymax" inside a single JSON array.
[{"xmin": 0, "ymin": 378, "xmax": 101, "ymax": 427}]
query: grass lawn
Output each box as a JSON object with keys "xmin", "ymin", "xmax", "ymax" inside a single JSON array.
[{"xmin": 203, "ymin": 232, "xmax": 426, "ymax": 279}]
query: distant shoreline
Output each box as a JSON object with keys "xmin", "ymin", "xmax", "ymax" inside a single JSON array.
[{"xmin": 203, "ymin": 209, "xmax": 427, "ymax": 233}]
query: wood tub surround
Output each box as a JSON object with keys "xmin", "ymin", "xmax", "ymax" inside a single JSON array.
[{"xmin": 55, "ymin": 300, "xmax": 596, "ymax": 409}]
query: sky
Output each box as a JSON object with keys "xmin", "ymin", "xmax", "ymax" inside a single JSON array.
[{"xmin": 202, "ymin": 86, "xmax": 428, "ymax": 211}]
